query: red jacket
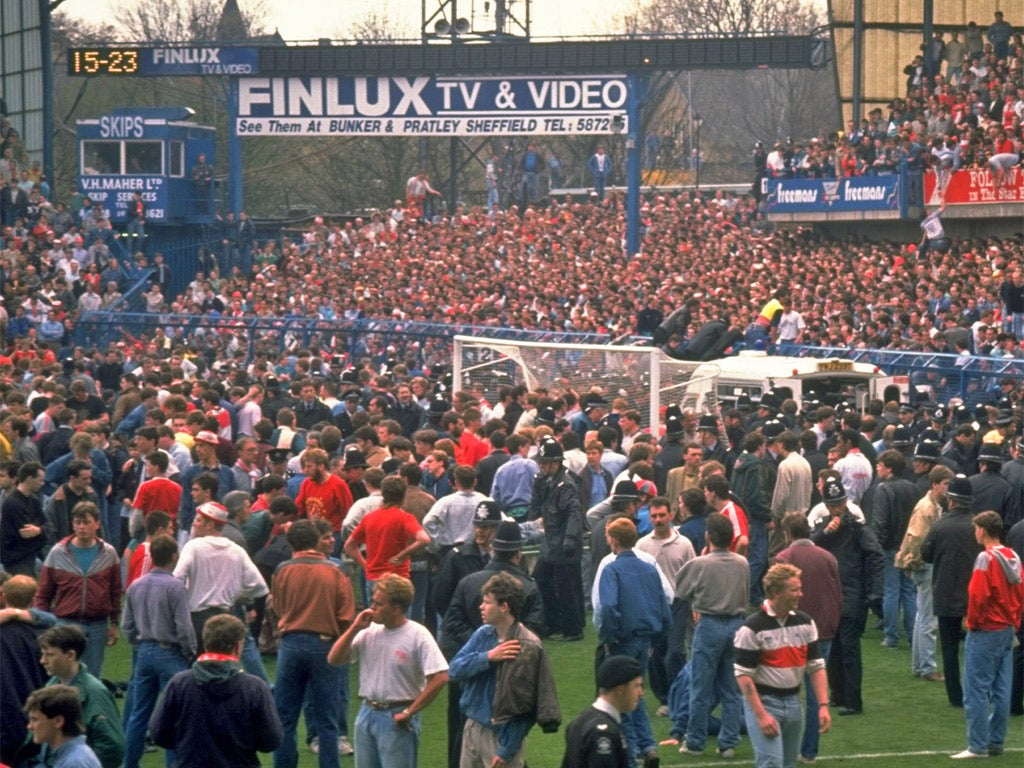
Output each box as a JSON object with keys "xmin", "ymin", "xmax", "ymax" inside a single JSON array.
[
  {"xmin": 34, "ymin": 537, "xmax": 122, "ymax": 622},
  {"xmin": 966, "ymin": 545, "xmax": 1024, "ymax": 632}
]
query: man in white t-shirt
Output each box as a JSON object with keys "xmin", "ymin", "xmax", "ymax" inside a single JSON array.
[{"xmin": 328, "ymin": 574, "xmax": 449, "ymax": 768}]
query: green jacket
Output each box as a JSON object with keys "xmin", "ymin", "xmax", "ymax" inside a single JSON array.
[{"xmin": 19, "ymin": 663, "xmax": 125, "ymax": 768}]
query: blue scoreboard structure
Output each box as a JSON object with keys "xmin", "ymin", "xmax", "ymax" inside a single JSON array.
[{"xmin": 76, "ymin": 106, "xmax": 216, "ymax": 225}]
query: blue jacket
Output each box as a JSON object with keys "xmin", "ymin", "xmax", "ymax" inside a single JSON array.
[
  {"xmin": 449, "ymin": 624, "xmax": 533, "ymax": 761},
  {"xmin": 598, "ymin": 550, "xmax": 670, "ymax": 645}
]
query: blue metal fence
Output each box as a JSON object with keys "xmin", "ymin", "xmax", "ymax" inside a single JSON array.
[{"xmin": 72, "ymin": 300, "xmax": 1024, "ymax": 406}]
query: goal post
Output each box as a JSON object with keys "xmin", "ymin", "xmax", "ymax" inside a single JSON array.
[{"xmin": 453, "ymin": 335, "xmax": 721, "ymax": 433}]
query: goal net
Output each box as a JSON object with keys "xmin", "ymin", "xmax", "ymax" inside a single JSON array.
[{"xmin": 453, "ymin": 335, "xmax": 722, "ymax": 432}]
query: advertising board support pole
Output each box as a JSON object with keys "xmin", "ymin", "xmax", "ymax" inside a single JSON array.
[
  {"xmin": 625, "ymin": 73, "xmax": 647, "ymax": 258},
  {"xmin": 229, "ymin": 77, "xmax": 244, "ymax": 224}
]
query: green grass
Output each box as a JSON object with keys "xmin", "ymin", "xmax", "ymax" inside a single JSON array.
[{"xmin": 105, "ymin": 619, "xmax": 1023, "ymax": 767}]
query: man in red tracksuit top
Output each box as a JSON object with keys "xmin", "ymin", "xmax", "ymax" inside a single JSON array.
[{"xmin": 951, "ymin": 511, "xmax": 1024, "ymax": 760}]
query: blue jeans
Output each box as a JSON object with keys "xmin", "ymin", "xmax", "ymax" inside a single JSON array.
[
  {"xmin": 745, "ymin": 693, "xmax": 802, "ymax": 768},
  {"xmin": 241, "ymin": 625, "xmax": 269, "ymax": 682},
  {"xmin": 800, "ymin": 639, "xmax": 831, "ymax": 760},
  {"xmin": 883, "ymin": 552, "xmax": 916, "ymax": 647},
  {"xmin": 608, "ymin": 637, "xmax": 657, "ymax": 757},
  {"xmin": 274, "ymin": 633, "xmax": 343, "ymax": 768},
  {"xmin": 304, "ymin": 662, "xmax": 350, "ymax": 743},
  {"xmin": 687, "ymin": 614, "xmax": 744, "ymax": 752},
  {"xmin": 409, "ymin": 567, "xmax": 428, "ymax": 623},
  {"xmin": 123, "ymin": 642, "xmax": 189, "ymax": 768},
  {"xmin": 963, "ymin": 627, "xmax": 1014, "ymax": 755},
  {"xmin": 748, "ymin": 521, "xmax": 769, "ymax": 604},
  {"xmin": 911, "ymin": 567, "xmax": 938, "ymax": 676},
  {"xmin": 67, "ymin": 618, "xmax": 109, "ymax": 679},
  {"xmin": 354, "ymin": 701, "xmax": 421, "ymax": 768}
]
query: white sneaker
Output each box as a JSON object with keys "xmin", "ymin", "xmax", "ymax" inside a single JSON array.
[
  {"xmin": 338, "ymin": 736, "xmax": 354, "ymax": 756},
  {"xmin": 309, "ymin": 737, "xmax": 320, "ymax": 754},
  {"xmin": 951, "ymin": 749, "xmax": 988, "ymax": 759}
]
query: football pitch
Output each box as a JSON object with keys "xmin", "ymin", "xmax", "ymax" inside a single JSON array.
[{"xmin": 110, "ymin": 618, "xmax": 1022, "ymax": 767}]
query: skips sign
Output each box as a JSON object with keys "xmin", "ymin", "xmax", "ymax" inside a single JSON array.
[{"xmin": 235, "ymin": 75, "xmax": 629, "ymax": 136}]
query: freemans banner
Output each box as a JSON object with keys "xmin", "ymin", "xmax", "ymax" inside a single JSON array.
[
  {"xmin": 923, "ymin": 168, "xmax": 1024, "ymax": 205},
  {"xmin": 763, "ymin": 176, "xmax": 901, "ymax": 213},
  {"xmin": 235, "ymin": 75, "xmax": 629, "ymax": 136}
]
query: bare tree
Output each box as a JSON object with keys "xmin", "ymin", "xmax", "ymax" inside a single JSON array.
[
  {"xmin": 634, "ymin": 0, "xmax": 819, "ymax": 36},
  {"xmin": 112, "ymin": 0, "xmax": 270, "ymax": 43},
  {"xmin": 348, "ymin": 6, "xmax": 417, "ymax": 42}
]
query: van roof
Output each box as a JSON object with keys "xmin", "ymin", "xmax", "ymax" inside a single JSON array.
[{"xmin": 691, "ymin": 351, "xmax": 883, "ymax": 380}]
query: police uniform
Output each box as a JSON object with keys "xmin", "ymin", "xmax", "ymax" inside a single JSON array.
[{"xmin": 561, "ymin": 704, "xmax": 630, "ymax": 768}]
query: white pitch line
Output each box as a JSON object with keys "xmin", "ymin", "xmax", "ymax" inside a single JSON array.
[{"xmin": 659, "ymin": 746, "xmax": 1024, "ymax": 766}]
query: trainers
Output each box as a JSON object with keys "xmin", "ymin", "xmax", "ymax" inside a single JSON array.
[
  {"xmin": 796, "ymin": 757, "xmax": 816, "ymax": 765},
  {"xmin": 678, "ymin": 743, "xmax": 704, "ymax": 756},
  {"xmin": 880, "ymin": 641, "xmax": 898, "ymax": 649},
  {"xmin": 951, "ymin": 749, "xmax": 988, "ymax": 759},
  {"xmin": 308, "ymin": 737, "xmax": 320, "ymax": 754},
  {"xmin": 988, "ymin": 747, "xmax": 1004, "ymax": 757},
  {"xmin": 338, "ymin": 736, "xmax": 354, "ymax": 755},
  {"xmin": 655, "ymin": 704, "xmax": 670, "ymax": 717},
  {"xmin": 921, "ymin": 671, "xmax": 946, "ymax": 682},
  {"xmin": 718, "ymin": 747, "xmax": 736, "ymax": 758}
]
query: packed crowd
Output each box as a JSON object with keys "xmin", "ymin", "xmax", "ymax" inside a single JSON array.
[
  {"xmin": 0, "ymin": 350, "xmax": 1022, "ymax": 767},
  {"xmin": 758, "ymin": 12, "xmax": 1024, "ymax": 180}
]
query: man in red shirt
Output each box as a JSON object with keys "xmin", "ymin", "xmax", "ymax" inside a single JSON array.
[
  {"xmin": 703, "ymin": 474, "xmax": 749, "ymax": 556},
  {"xmin": 296, "ymin": 448, "xmax": 353, "ymax": 556},
  {"xmin": 344, "ymin": 476, "xmax": 430, "ymax": 585},
  {"xmin": 951, "ymin": 511, "xmax": 1024, "ymax": 759},
  {"xmin": 128, "ymin": 451, "xmax": 181, "ymax": 540}
]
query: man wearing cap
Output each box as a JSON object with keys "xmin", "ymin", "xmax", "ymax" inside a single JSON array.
[
  {"xmin": 673, "ymin": 513, "xmax": 749, "ymax": 758},
  {"xmin": 178, "ymin": 431, "xmax": 235, "ymax": 543},
  {"xmin": 450, "ymin": 571, "xmax": 560, "ymax": 768},
  {"xmin": 442, "ymin": 519, "xmax": 545, "ymax": 768},
  {"xmin": 562, "ymin": 655, "xmax": 643, "ymax": 768},
  {"xmin": 698, "ymin": 415, "xmax": 733, "ymax": 475},
  {"xmin": 969, "ymin": 443, "xmax": 1021, "ymax": 531},
  {"xmin": 432, "ymin": 498, "xmax": 502, "ymax": 636},
  {"xmin": 922, "ymin": 475, "xmax": 985, "ymax": 707},
  {"xmin": 491, "ymin": 435, "xmax": 538, "ymax": 521},
  {"xmin": 654, "ymin": 414, "xmax": 687, "ymax": 496},
  {"xmin": 598, "ymin": 517, "xmax": 670, "ymax": 763},
  {"xmin": 895, "ymin": 464, "xmax": 953, "ymax": 682},
  {"xmin": 944, "ymin": 424, "xmax": 979, "ymax": 477},
  {"xmin": 810, "ymin": 476, "xmax": 885, "ymax": 715},
  {"xmin": 570, "ymin": 394, "xmax": 608, "ymax": 444},
  {"xmin": 529, "ymin": 437, "xmax": 585, "ymax": 641},
  {"xmin": 433, "ymin": 499, "xmax": 505, "ymax": 768},
  {"xmin": 174, "ymin": 500, "xmax": 268, "ymax": 654}
]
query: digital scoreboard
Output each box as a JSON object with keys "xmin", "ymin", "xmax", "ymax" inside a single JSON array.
[
  {"xmin": 68, "ymin": 48, "xmax": 141, "ymax": 76},
  {"xmin": 68, "ymin": 47, "xmax": 260, "ymax": 77}
]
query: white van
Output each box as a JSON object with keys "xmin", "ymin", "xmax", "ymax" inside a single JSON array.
[{"xmin": 679, "ymin": 350, "xmax": 908, "ymax": 413}]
